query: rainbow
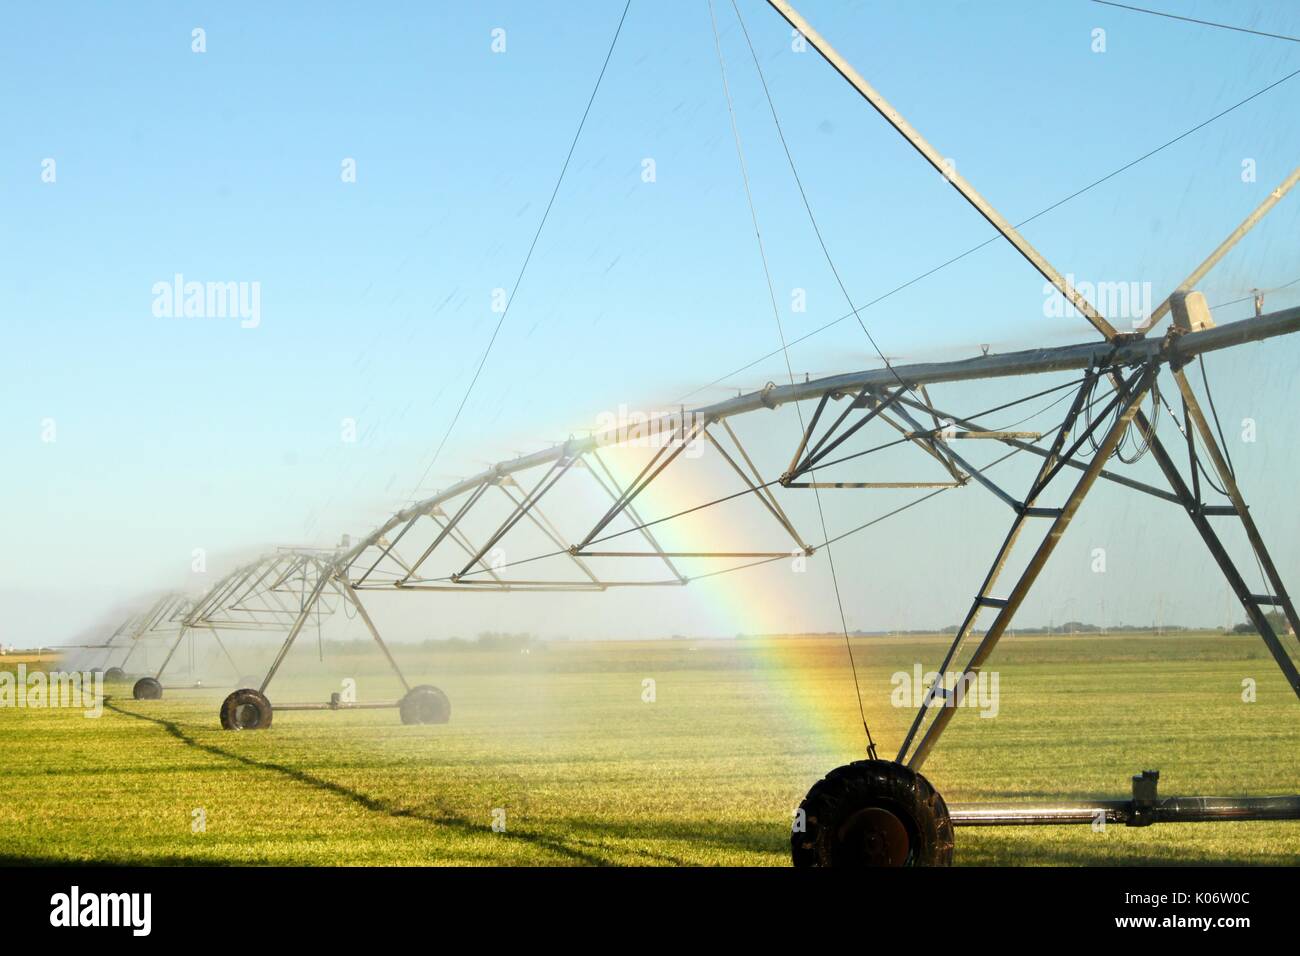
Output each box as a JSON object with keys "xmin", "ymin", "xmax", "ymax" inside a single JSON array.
[{"xmin": 597, "ymin": 441, "xmax": 884, "ymax": 757}]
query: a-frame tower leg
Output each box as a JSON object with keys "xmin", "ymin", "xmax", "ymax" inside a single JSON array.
[
  {"xmin": 899, "ymin": 364, "xmax": 1157, "ymax": 769},
  {"xmin": 1135, "ymin": 388, "xmax": 1300, "ymax": 699}
]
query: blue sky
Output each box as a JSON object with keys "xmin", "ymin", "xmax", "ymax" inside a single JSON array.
[{"xmin": 3, "ymin": 1, "xmax": 1300, "ymax": 644}]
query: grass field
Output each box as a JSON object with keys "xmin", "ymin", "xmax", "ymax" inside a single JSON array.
[{"xmin": 1, "ymin": 632, "xmax": 1297, "ymax": 866}]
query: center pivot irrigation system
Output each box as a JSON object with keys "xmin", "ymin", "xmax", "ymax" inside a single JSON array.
[
  {"xmin": 126, "ymin": 549, "xmax": 451, "ymax": 729},
  {"xmin": 100, "ymin": 593, "xmax": 192, "ymax": 682},
  {"xmin": 113, "ymin": 0, "xmax": 1300, "ymax": 865},
  {"xmin": 60, "ymin": 592, "xmax": 192, "ymax": 682}
]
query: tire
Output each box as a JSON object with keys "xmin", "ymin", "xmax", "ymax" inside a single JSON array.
[
  {"xmin": 132, "ymin": 677, "xmax": 163, "ymax": 700},
  {"xmin": 220, "ymin": 689, "xmax": 273, "ymax": 730},
  {"xmin": 399, "ymin": 685, "xmax": 451, "ymax": 725},
  {"xmin": 235, "ymin": 675, "xmax": 262, "ymax": 690},
  {"xmin": 792, "ymin": 759, "xmax": 954, "ymax": 867},
  {"xmin": 104, "ymin": 667, "xmax": 127, "ymax": 682}
]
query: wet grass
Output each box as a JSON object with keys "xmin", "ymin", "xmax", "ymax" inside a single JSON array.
[{"xmin": 0, "ymin": 632, "xmax": 1296, "ymax": 865}]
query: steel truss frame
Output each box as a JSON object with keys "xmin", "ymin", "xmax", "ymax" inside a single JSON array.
[
  {"xmin": 88, "ymin": 612, "xmax": 148, "ymax": 671},
  {"xmin": 181, "ymin": 305, "xmax": 1299, "ymax": 717},
  {"xmin": 762, "ymin": 0, "xmax": 1300, "ymax": 830},
  {"xmin": 276, "ymin": 298, "xmax": 1300, "ymax": 756},
  {"xmin": 64, "ymin": 593, "xmax": 193, "ymax": 676},
  {"xmin": 327, "ymin": 307, "xmax": 1300, "ymax": 593},
  {"xmin": 135, "ymin": 549, "xmax": 419, "ymax": 710},
  {"xmin": 119, "ymin": 1, "xmax": 1300, "ymax": 842},
  {"xmin": 329, "ymin": 0, "xmax": 1300, "ymax": 823},
  {"xmin": 168, "ymin": 304, "xmax": 1300, "ymax": 729},
  {"xmin": 111, "ymin": 593, "xmax": 192, "ymax": 674}
]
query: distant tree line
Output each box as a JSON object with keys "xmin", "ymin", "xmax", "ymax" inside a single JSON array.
[
  {"xmin": 1232, "ymin": 610, "xmax": 1292, "ymax": 636},
  {"xmin": 308, "ymin": 632, "xmax": 545, "ymax": 654},
  {"xmin": 420, "ymin": 631, "xmax": 544, "ymax": 652}
]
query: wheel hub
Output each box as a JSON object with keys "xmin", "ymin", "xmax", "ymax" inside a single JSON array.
[{"xmin": 840, "ymin": 806, "xmax": 911, "ymax": 866}]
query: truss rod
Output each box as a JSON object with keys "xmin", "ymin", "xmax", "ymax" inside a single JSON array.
[
  {"xmin": 353, "ymin": 514, "xmax": 420, "ymax": 585},
  {"xmin": 786, "ymin": 481, "xmax": 961, "ymax": 489},
  {"xmin": 334, "ymin": 581, "xmax": 411, "ymax": 694},
  {"xmin": 187, "ymin": 564, "xmax": 260, "ymax": 625},
  {"xmin": 704, "ymin": 426, "xmax": 809, "ymax": 551},
  {"xmin": 931, "ymin": 430, "xmax": 1042, "ymax": 440},
  {"xmin": 1171, "ymin": 369, "xmax": 1300, "ymax": 643},
  {"xmin": 920, "ymin": 437, "xmax": 1021, "ymax": 512},
  {"xmin": 577, "ymin": 551, "xmax": 791, "ymax": 559},
  {"xmin": 1137, "ymin": 403, "xmax": 1300, "ymax": 697},
  {"xmin": 1132, "ymin": 165, "xmax": 1300, "ymax": 334},
  {"xmin": 586, "ymin": 450, "xmax": 687, "ymax": 584},
  {"xmin": 151, "ymin": 627, "xmax": 190, "ymax": 683},
  {"xmin": 892, "ymin": 390, "xmax": 1180, "ymax": 504},
  {"xmin": 1115, "ymin": 164, "xmax": 1300, "ymax": 655},
  {"xmin": 861, "ymin": 394, "xmax": 965, "ymax": 480},
  {"xmin": 259, "ymin": 572, "xmax": 335, "ymax": 694},
  {"xmin": 791, "ymin": 385, "xmax": 906, "ymax": 477},
  {"xmin": 787, "ymin": 384, "xmax": 872, "ymax": 476},
  {"xmin": 456, "ymin": 456, "xmax": 577, "ymax": 579},
  {"xmin": 269, "ymin": 554, "xmax": 310, "ymax": 593},
  {"xmin": 400, "ymin": 479, "xmax": 492, "ymax": 583},
  {"xmin": 764, "ymin": 0, "xmax": 1117, "ymax": 338},
  {"xmin": 397, "ymin": 580, "xmax": 684, "ymax": 592},
  {"xmin": 204, "ymin": 626, "xmax": 244, "ymax": 680},
  {"xmin": 496, "ymin": 479, "xmax": 603, "ymax": 587},
  {"xmin": 576, "ymin": 420, "xmax": 705, "ymax": 550},
  {"xmin": 719, "ymin": 419, "xmax": 809, "ymax": 551},
  {"xmin": 372, "ymin": 530, "xmax": 423, "ymax": 580},
  {"xmin": 441, "ymin": 516, "xmax": 507, "ymax": 585},
  {"xmin": 784, "ymin": 392, "xmax": 829, "ymax": 478}
]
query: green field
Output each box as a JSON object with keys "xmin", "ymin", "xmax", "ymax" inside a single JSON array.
[{"xmin": 1, "ymin": 632, "xmax": 1297, "ymax": 865}]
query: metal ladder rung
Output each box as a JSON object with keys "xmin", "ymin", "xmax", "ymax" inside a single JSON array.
[
  {"xmin": 926, "ymin": 685, "xmax": 953, "ymax": 704},
  {"xmin": 1201, "ymin": 505, "xmax": 1238, "ymax": 517},
  {"xmin": 1250, "ymin": 594, "xmax": 1284, "ymax": 606},
  {"xmin": 976, "ymin": 596, "xmax": 1009, "ymax": 609},
  {"xmin": 1021, "ymin": 506, "xmax": 1063, "ymax": 518},
  {"xmin": 950, "ymin": 430, "xmax": 1043, "ymax": 440}
]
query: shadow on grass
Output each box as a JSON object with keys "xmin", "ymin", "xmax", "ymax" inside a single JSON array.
[
  {"xmin": 556, "ymin": 817, "xmax": 785, "ymax": 858},
  {"xmin": 104, "ymin": 701, "xmax": 620, "ymax": 866},
  {"xmin": 0, "ymin": 852, "xmax": 250, "ymax": 866}
]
